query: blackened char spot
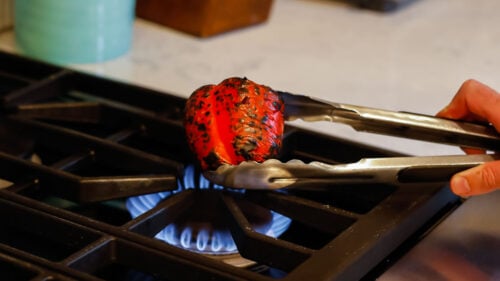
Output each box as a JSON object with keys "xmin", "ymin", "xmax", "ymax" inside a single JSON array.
[
  {"xmin": 237, "ymin": 138, "xmax": 258, "ymax": 160},
  {"xmin": 272, "ymin": 101, "xmax": 281, "ymax": 111},
  {"xmin": 269, "ymin": 142, "xmax": 281, "ymax": 156},
  {"xmin": 203, "ymin": 150, "xmax": 221, "ymax": 170},
  {"xmin": 197, "ymin": 123, "xmax": 207, "ymax": 131},
  {"xmin": 239, "ymin": 81, "xmax": 249, "ymax": 92},
  {"xmin": 202, "ymin": 132, "xmax": 209, "ymax": 142}
]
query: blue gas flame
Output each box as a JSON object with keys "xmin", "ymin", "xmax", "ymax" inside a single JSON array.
[{"xmin": 126, "ymin": 165, "xmax": 291, "ymax": 254}]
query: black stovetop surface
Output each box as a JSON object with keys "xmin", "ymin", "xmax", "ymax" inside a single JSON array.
[{"xmin": 0, "ymin": 51, "xmax": 458, "ymax": 281}]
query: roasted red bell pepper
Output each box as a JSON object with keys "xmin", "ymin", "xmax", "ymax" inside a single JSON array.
[{"xmin": 185, "ymin": 77, "xmax": 285, "ymax": 171}]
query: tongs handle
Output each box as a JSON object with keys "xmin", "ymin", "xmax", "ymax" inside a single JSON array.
[
  {"xmin": 337, "ymin": 104, "xmax": 500, "ymax": 151},
  {"xmin": 205, "ymin": 155, "xmax": 500, "ymax": 190},
  {"xmin": 280, "ymin": 92, "xmax": 500, "ymax": 151}
]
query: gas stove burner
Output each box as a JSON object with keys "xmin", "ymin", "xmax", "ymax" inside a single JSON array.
[{"xmin": 126, "ymin": 165, "xmax": 292, "ymax": 255}]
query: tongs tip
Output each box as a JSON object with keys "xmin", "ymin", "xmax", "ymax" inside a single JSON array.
[{"xmin": 204, "ymin": 159, "xmax": 299, "ymax": 190}]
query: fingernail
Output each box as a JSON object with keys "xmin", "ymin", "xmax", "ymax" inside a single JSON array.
[{"xmin": 451, "ymin": 176, "xmax": 471, "ymax": 196}]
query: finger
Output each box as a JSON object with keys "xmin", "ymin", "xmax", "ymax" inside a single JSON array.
[
  {"xmin": 437, "ymin": 79, "xmax": 500, "ymax": 130},
  {"xmin": 436, "ymin": 80, "xmax": 481, "ymax": 119},
  {"xmin": 437, "ymin": 79, "xmax": 497, "ymax": 119},
  {"xmin": 450, "ymin": 161, "xmax": 500, "ymax": 196}
]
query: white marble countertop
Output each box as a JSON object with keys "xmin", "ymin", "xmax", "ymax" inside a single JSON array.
[{"xmin": 2, "ymin": 0, "xmax": 500, "ymax": 156}]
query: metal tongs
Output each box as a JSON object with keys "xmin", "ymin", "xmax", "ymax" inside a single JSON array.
[{"xmin": 205, "ymin": 92, "xmax": 500, "ymax": 189}]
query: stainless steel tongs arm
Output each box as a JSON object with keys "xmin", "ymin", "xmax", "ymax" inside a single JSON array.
[
  {"xmin": 279, "ymin": 91, "xmax": 500, "ymax": 151},
  {"xmin": 205, "ymin": 154, "xmax": 500, "ymax": 190}
]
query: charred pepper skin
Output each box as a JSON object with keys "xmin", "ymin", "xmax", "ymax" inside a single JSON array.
[{"xmin": 185, "ymin": 77, "xmax": 285, "ymax": 171}]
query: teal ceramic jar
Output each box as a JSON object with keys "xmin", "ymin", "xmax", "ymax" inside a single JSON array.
[{"xmin": 15, "ymin": 0, "xmax": 136, "ymax": 64}]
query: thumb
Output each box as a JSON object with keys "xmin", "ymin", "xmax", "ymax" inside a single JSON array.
[{"xmin": 450, "ymin": 161, "xmax": 500, "ymax": 197}]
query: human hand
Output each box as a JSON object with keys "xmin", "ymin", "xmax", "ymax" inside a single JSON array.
[{"xmin": 437, "ymin": 79, "xmax": 500, "ymax": 197}]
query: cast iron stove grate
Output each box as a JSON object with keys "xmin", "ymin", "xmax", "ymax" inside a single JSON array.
[{"xmin": 0, "ymin": 51, "xmax": 458, "ymax": 281}]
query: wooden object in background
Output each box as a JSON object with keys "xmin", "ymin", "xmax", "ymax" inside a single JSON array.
[
  {"xmin": 135, "ymin": 0, "xmax": 273, "ymax": 37},
  {"xmin": 0, "ymin": 0, "xmax": 14, "ymax": 32}
]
